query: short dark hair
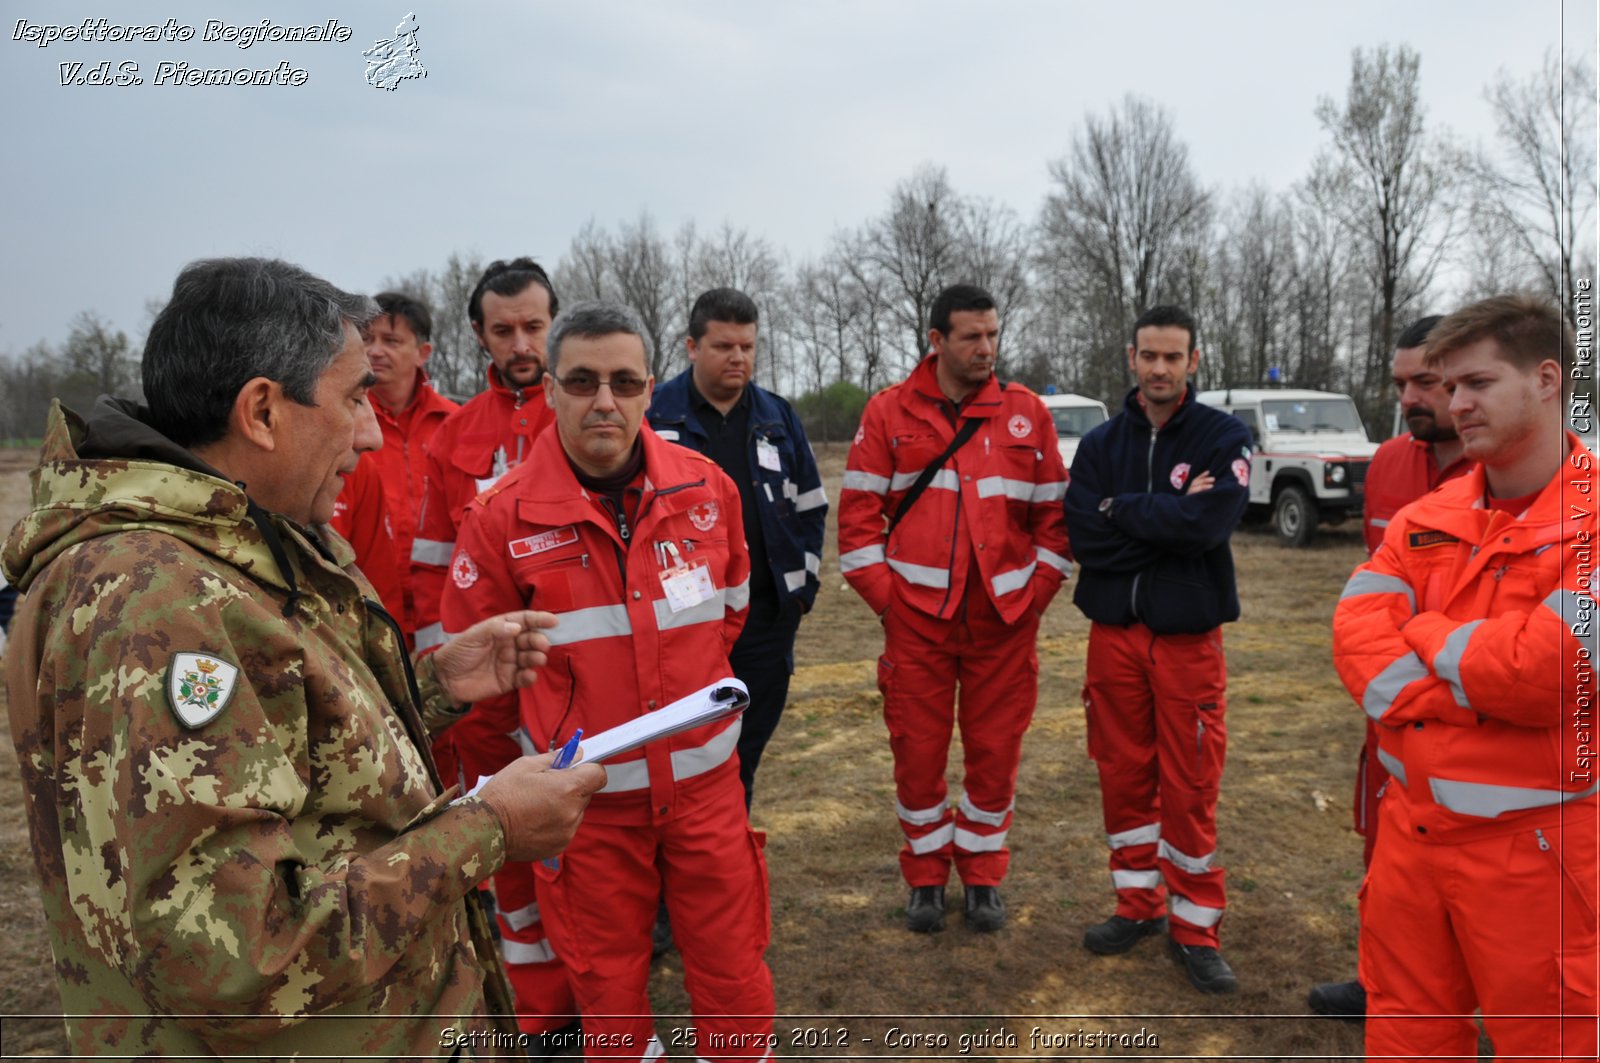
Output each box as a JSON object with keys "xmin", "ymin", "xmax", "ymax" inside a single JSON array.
[
  {"xmin": 547, "ymin": 301, "xmax": 653, "ymax": 376},
  {"xmin": 929, "ymin": 284, "xmax": 997, "ymax": 336},
  {"xmin": 143, "ymin": 258, "xmax": 376, "ymax": 449},
  {"xmin": 688, "ymin": 288, "xmax": 759, "ymax": 341},
  {"xmin": 1426, "ymin": 294, "xmax": 1574, "ymax": 396},
  {"xmin": 1131, "ymin": 305, "xmax": 1198, "ymax": 352},
  {"xmin": 374, "ymin": 290, "xmax": 433, "ymax": 342},
  {"xmin": 468, "ymin": 257, "xmax": 559, "ymax": 326},
  {"xmin": 1395, "ymin": 314, "xmax": 1443, "ymax": 351}
]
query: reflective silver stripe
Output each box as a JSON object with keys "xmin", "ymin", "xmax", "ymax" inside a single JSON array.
[
  {"xmin": 1107, "ymin": 823, "xmax": 1161, "ymax": 849},
  {"xmin": 1170, "ymin": 894, "xmax": 1224, "ymax": 928},
  {"xmin": 1429, "ymin": 776, "xmax": 1600, "ymax": 818},
  {"xmin": 907, "ymin": 822, "xmax": 955, "ymax": 854},
  {"xmin": 726, "ymin": 577, "xmax": 751, "ymax": 612},
  {"xmin": 1431, "ymin": 620, "xmax": 1484, "ymax": 709},
  {"xmin": 1545, "ymin": 589, "xmax": 1600, "ymax": 643},
  {"xmin": 1376, "ymin": 747, "xmax": 1407, "ymax": 787},
  {"xmin": 414, "ymin": 622, "xmax": 447, "ymax": 651},
  {"xmin": 411, "ymin": 537, "xmax": 455, "ymax": 566},
  {"xmin": 783, "ymin": 569, "xmax": 807, "ymax": 592},
  {"xmin": 655, "ymin": 429, "xmax": 680, "ymax": 441},
  {"xmin": 654, "ymin": 593, "xmax": 725, "ymax": 633},
  {"xmin": 1340, "ymin": 570, "xmax": 1416, "ymax": 613},
  {"xmin": 888, "ymin": 558, "xmax": 951, "ymax": 588},
  {"xmin": 891, "ymin": 468, "xmax": 960, "ymax": 492},
  {"xmin": 1370, "ymin": 518, "xmax": 1389, "ymax": 528},
  {"xmin": 958, "ymin": 792, "xmax": 1013, "ymax": 827},
  {"xmin": 1363, "ymin": 652, "xmax": 1430, "ymax": 721},
  {"xmin": 1112, "ymin": 869, "xmax": 1163, "ymax": 890},
  {"xmin": 1031, "ymin": 480, "xmax": 1068, "ymax": 504},
  {"xmin": 546, "ymin": 604, "xmax": 632, "ymax": 646},
  {"xmin": 795, "ymin": 486, "xmax": 829, "ymax": 512},
  {"xmin": 842, "ymin": 470, "xmax": 890, "ymax": 494},
  {"xmin": 954, "ymin": 826, "xmax": 1007, "ymax": 853},
  {"xmin": 598, "ymin": 717, "xmax": 742, "ymax": 793},
  {"xmin": 896, "ymin": 799, "xmax": 948, "ymax": 826},
  {"xmin": 1036, "ymin": 546, "xmax": 1073, "ymax": 578},
  {"xmin": 501, "ymin": 899, "xmax": 541, "ymax": 931},
  {"xmin": 805, "ymin": 551, "xmax": 821, "ymax": 575},
  {"xmin": 1157, "ymin": 839, "xmax": 1215, "ymax": 875},
  {"xmin": 510, "ymin": 727, "xmax": 539, "ymax": 757},
  {"xmin": 991, "ymin": 560, "xmax": 1036, "ymax": 598},
  {"xmin": 839, "ymin": 544, "xmax": 886, "ymax": 572},
  {"xmin": 976, "ymin": 476, "xmax": 1034, "ymax": 502},
  {"xmin": 501, "ymin": 937, "xmax": 556, "ymax": 964}
]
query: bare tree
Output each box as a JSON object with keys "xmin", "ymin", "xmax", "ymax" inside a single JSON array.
[
  {"xmin": 1472, "ymin": 49, "xmax": 1597, "ymax": 324},
  {"xmin": 425, "ymin": 252, "xmax": 487, "ymax": 399},
  {"xmin": 608, "ymin": 213, "xmax": 681, "ymax": 379},
  {"xmin": 860, "ymin": 165, "xmax": 962, "ymax": 366},
  {"xmin": 1308, "ymin": 44, "xmax": 1452, "ymax": 423}
]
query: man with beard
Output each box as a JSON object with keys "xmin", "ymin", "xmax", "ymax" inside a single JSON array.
[
  {"xmin": 409, "ymin": 257, "xmax": 570, "ymax": 1045},
  {"xmin": 1308, "ymin": 313, "xmax": 1471, "ymax": 1019}
]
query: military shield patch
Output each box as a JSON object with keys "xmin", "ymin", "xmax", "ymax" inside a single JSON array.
[{"xmin": 166, "ymin": 652, "xmax": 240, "ymax": 729}]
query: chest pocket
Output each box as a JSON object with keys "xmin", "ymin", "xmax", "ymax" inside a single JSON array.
[
  {"xmin": 891, "ymin": 430, "xmax": 944, "ymax": 475},
  {"xmin": 511, "ymin": 547, "xmax": 591, "ymax": 615},
  {"xmin": 451, "ymin": 433, "xmax": 500, "ymax": 479}
]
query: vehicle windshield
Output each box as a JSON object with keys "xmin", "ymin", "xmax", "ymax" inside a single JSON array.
[
  {"xmin": 1261, "ymin": 398, "xmax": 1364, "ymax": 434},
  {"xmin": 1051, "ymin": 406, "xmax": 1106, "ymax": 437}
]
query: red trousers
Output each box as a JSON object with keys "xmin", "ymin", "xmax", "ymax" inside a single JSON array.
[
  {"xmin": 1083, "ymin": 622, "xmax": 1228, "ymax": 947},
  {"xmin": 1361, "ymin": 800, "xmax": 1598, "ymax": 1061},
  {"xmin": 876, "ymin": 599, "xmax": 1040, "ymax": 887},
  {"xmin": 433, "ymin": 707, "xmax": 575, "ymax": 1035},
  {"xmin": 533, "ymin": 769, "xmax": 773, "ymax": 1062}
]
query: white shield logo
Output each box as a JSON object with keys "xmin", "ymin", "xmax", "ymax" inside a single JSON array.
[{"xmin": 166, "ymin": 652, "xmax": 240, "ymax": 729}]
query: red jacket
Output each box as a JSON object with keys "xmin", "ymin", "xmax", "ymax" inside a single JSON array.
[
  {"xmin": 439, "ymin": 426, "xmax": 750, "ymax": 824},
  {"xmin": 328, "ymin": 452, "xmax": 405, "ymax": 623},
  {"xmin": 412, "ymin": 367, "xmax": 555, "ymax": 650},
  {"xmin": 1362, "ymin": 432, "xmax": 1472, "ymax": 555},
  {"xmin": 1333, "ymin": 434, "xmax": 1598, "ymax": 841},
  {"xmin": 838, "ymin": 356, "xmax": 1071, "ymax": 624}
]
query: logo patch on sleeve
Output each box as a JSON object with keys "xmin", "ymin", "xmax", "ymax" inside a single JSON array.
[
  {"xmin": 1008, "ymin": 414, "xmax": 1032, "ymax": 438},
  {"xmin": 167, "ymin": 652, "xmax": 240, "ymax": 729},
  {"xmin": 451, "ymin": 550, "xmax": 480, "ymax": 588},
  {"xmin": 509, "ymin": 525, "xmax": 579, "ymax": 559},
  {"xmin": 1407, "ymin": 530, "xmax": 1458, "ymax": 549},
  {"xmin": 1170, "ymin": 462, "xmax": 1191, "ymax": 490}
]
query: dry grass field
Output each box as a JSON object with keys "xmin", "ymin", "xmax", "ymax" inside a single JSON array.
[{"xmin": 0, "ymin": 440, "xmax": 1374, "ymax": 1059}]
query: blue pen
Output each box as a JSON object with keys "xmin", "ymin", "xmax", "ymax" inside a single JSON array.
[{"xmin": 553, "ymin": 729, "xmax": 583, "ymax": 770}]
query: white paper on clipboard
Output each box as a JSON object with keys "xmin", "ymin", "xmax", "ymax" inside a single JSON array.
[{"xmin": 568, "ymin": 678, "xmax": 749, "ymax": 766}]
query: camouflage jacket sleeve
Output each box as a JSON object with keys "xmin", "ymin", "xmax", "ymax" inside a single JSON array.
[{"xmin": 12, "ymin": 534, "xmax": 507, "ymax": 1047}]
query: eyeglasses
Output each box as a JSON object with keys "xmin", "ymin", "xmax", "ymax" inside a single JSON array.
[{"xmin": 552, "ymin": 371, "xmax": 649, "ymax": 398}]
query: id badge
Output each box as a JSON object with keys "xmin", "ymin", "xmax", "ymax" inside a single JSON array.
[
  {"xmin": 756, "ymin": 439, "xmax": 781, "ymax": 472},
  {"xmin": 660, "ymin": 560, "xmax": 717, "ymax": 613}
]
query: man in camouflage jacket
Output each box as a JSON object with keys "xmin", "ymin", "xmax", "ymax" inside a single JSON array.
[{"xmin": 2, "ymin": 258, "xmax": 603, "ymax": 1059}]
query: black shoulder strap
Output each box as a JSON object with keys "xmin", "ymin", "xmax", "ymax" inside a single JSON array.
[{"xmin": 886, "ymin": 417, "xmax": 982, "ymax": 536}]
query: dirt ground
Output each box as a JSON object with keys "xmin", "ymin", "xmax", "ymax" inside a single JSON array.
[{"xmin": 0, "ymin": 441, "xmax": 1371, "ymax": 1059}]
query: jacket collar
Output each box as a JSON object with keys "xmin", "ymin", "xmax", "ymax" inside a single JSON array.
[
  {"xmin": 1121, "ymin": 385, "xmax": 1196, "ymax": 430},
  {"xmin": 1413, "ymin": 432, "xmax": 1589, "ymax": 543},
  {"xmin": 905, "ymin": 354, "xmax": 1005, "ymax": 418}
]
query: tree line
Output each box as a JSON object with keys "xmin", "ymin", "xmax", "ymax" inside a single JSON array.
[{"xmin": 2, "ymin": 45, "xmax": 1592, "ymax": 444}]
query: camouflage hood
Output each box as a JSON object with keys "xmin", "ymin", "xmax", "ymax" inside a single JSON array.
[{"xmin": 3, "ymin": 397, "xmax": 347, "ymax": 595}]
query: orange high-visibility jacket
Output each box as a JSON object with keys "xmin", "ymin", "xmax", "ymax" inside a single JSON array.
[
  {"xmin": 411, "ymin": 367, "xmax": 555, "ymax": 651},
  {"xmin": 838, "ymin": 356, "xmax": 1072, "ymax": 622},
  {"xmin": 1333, "ymin": 434, "xmax": 1598, "ymax": 841}
]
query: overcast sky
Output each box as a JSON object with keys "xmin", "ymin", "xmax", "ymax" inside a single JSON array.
[{"xmin": 0, "ymin": 0, "xmax": 1593, "ymax": 353}]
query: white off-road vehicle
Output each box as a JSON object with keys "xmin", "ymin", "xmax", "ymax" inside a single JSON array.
[
  {"xmin": 1196, "ymin": 388, "xmax": 1378, "ymax": 547},
  {"xmin": 1040, "ymin": 392, "xmax": 1110, "ymax": 467}
]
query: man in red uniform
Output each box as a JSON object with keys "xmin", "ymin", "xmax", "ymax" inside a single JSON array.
[
  {"xmin": 1309, "ymin": 313, "xmax": 1471, "ymax": 1019},
  {"xmin": 442, "ymin": 302, "xmax": 773, "ymax": 1061},
  {"xmin": 839, "ymin": 283, "xmax": 1071, "ymax": 934},
  {"xmin": 360, "ymin": 291, "xmax": 458, "ymax": 644},
  {"xmin": 1333, "ymin": 294, "xmax": 1597, "ymax": 1062},
  {"xmin": 410, "ymin": 259, "xmax": 566, "ymax": 1042},
  {"xmin": 1062, "ymin": 305, "xmax": 1252, "ymax": 994},
  {"xmin": 328, "ymin": 452, "xmax": 405, "ymax": 621}
]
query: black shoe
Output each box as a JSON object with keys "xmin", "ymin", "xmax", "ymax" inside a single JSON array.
[
  {"xmin": 905, "ymin": 885, "xmax": 946, "ymax": 932},
  {"xmin": 963, "ymin": 886, "xmax": 1006, "ymax": 932},
  {"xmin": 1308, "ymin": 979, "xmax": 1366, "ymax": 1019},
  {"xmin": 1082, "ymin": 914, "xmax": 1167, "ymax": 955},
  {"xmin": 1170, "ymin": 939, "xmax": 1238, "ymax": 994},
  {"xmin": 651, "ymin": 902, "xmax": 673, "ymax": 958},
  {"xmin": 525, "ymin": 1019, "xmax": 582, "ymax": 1061}
]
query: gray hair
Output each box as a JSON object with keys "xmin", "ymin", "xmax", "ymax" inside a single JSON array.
[
  {"xmin": 547, "ymin": 301, "xmax": 653, "ymax": 376},
  {"xmin": 143, "ymin": 257, "xmax": 378, "ymax": 448}
]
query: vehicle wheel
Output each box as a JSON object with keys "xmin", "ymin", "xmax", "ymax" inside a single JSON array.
[{"xmin": 1273, "ymin": 485, "xmax": 1317, "ymax": 547}]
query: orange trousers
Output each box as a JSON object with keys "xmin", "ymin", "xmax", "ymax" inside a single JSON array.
[{"xmin": 1360, "ymin": 800, "xmax": 1598, "ymax": 1061}]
